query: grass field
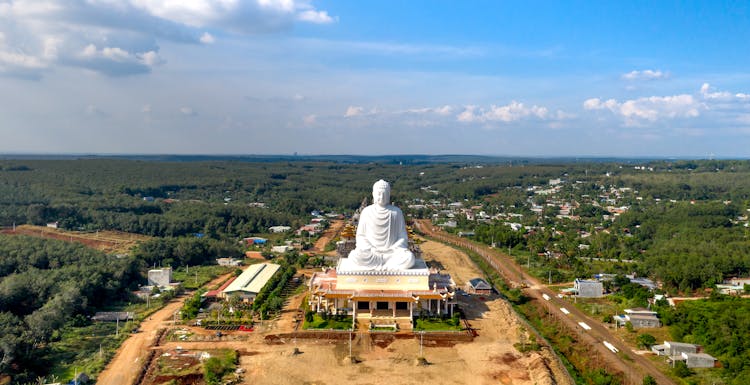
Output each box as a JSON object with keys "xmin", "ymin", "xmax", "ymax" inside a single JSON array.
[
  {"xmin": 413, "ymin": 317, "xmax": 462, "ymax": 331},
  {"xmin": 302, "ymin": 314, "xmax": 353, "ymax": 330},
  {"xmin": 172, "ymin": 265, "xmax": 236, "ymax": 290}
]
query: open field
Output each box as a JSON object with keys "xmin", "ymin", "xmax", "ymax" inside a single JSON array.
[{"xmin": 0, "ymin": 224, "xmax": 150, "ymax": 254}]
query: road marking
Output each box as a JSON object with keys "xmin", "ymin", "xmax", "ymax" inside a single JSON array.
[
  {"xmin": 560, "ymin": 307, "xmax": 570, "ymax": 315},
  {"xmin": 578, "ymin": 322, "xmax": 591, "ymax": 330},
  {"xmin": 603, "ymin": 341, "xmax": 619, "ymax": 353}
]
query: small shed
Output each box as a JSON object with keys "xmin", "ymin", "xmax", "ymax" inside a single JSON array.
[
  {"xmin": 682, "ymin": 352, "xmax": 717, "ymax": 368},
  {"xmin": 465, "ymin": 278, "xmax": 493, "ymax": 295}
]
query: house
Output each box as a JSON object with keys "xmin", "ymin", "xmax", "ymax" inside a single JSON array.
[
  {"xmin": 465, "ymin": 278, "xmax": 493, "ymax": 295},
  {"xmin": 271, "ymin": 245, "xmax": 294, "ymax": 253},
  {"xmin": 216, "ymin": 258, "xmax": 242, "ymax": 267},
  {"xmin": 203, "ymin": 276, "xmax": 237, "ymax": 301},
  {"xmin": 438, "ymin": 220, "xmax": 457, "ymax": 228},
  {"xmin": 652, "ymin": 341, "xmax": 699, "ymax": 356},
  {"xmin": 625, "ymin": 314, "xmax": 661, "ymax": 328},
  {"xmin": 574, "ymin": 279, "xmax": 603, "ymax": 298},
  {"xmin": 614, "ymin": 308, "xmax": 661, "ymax": 328},
  {"xmin": 243, "ymin": 237, "xmax": 267, "ymax": 245},
  {"xmin": 727, "ymin": 277, "xmax": 750, "ymax": 287},
  {"xmin": 716, "ymin": 284, "xmax": 744, "ymax": 295},
  {"xmin": 148, "ymin": 268, "xmax": 172, "ymax": 287},
  {"xmin": 268, "ymin": 225, "xmax": 291, "ymax": 233},
  {"xmin": 221, "ymin": 263, "xmax": 281, "ymax": 302},
  {"xmin": 92, "ymin": 312, "xmax": 135, "ymax": 322},
  {"xmin": 681, "ymin": 352, "xmax": 717, "ymax": 368}
]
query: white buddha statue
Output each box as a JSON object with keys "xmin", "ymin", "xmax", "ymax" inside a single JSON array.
[{"xmin": 347, "ymin": 180, "xmax": 415, "ymax": 271}]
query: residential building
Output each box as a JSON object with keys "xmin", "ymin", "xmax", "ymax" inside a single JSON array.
[
  {"xmin": 652, "ymin": 341, "xmax": 699, "ymax": 356},
  {"xmin": 148, "ymin": 268, "xmax": 172, "ymax": 287},
  {"xmin": 574, "ymin": 279, "xmax": 604, "ymax": 298},
  {"xmin": 681, "ymin": 352, "xmax": 717, "ymax": 368}
]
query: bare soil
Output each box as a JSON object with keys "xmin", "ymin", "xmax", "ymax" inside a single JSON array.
[
  {"xmin": 100, "ymin": 238, "xmax": 569, "ymax": 385},
  {"xmin": 0, "ymin": 224, "xmax": 150, "ymax": 254},
  {"xmin": 311, "ymin": 219, "xmax": 344, "ymax": 254}
]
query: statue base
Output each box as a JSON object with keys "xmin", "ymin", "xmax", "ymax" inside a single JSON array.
[{"xmin": 335, "ymin": 258, "xmax": 430, "ymax": 291}]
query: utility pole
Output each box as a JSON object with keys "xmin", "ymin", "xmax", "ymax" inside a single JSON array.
[{"xmin": 419, "ymin": 331, "xmax": 424, "ymax": 357}]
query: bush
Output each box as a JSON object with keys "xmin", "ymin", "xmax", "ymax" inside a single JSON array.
[
  {"xmin": 673, "ymin": 361, "xmax": 692, "ymax": 378},
  {"xmin": 203, "ymin": 350, "xmax": 238, "ymax": 385}
]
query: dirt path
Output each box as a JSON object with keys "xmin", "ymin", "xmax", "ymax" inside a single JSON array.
[
  {"xmin": 96, "ymin": 273, "xmax": 234, "ymax": 385},
  {"xmin": 311, "ymin": 219, "xmax": 344, "ymax": 253},
  {"xmin": 95, "ymin": 300, "xmax": 183, "ymax": 385}
]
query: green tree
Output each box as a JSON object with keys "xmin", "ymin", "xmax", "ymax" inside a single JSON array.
[{"xmin": 636, "ymin": 333, "xmax": 656, "ymax": 349}]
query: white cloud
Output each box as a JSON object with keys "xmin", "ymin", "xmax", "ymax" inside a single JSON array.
[
  {"xmin": 297, "ymin": 9, "xmax": 335, "ymax": 24},
  {"xmin": 180, "ymin": 106, "xmax": 196, "ymax": 116},
  {"xmin": 199, "ymin": 32, "xmax": 215, "ymax": 44},
  {"xmin": 622, "ymin": 69, "xmax": 669, "ymax": 81},
  {"xmin": 584, "ymin": 94, "xmax": 701, "ymax": 125},
  {"xmin": 700, "ymin": 83, "xmax": 750, "ymax": 102},
  {"xmin": 405, "ymin": 105, "xmax": 454, "ymax": 116},
  {"xmin": 302, "ymin": 114, "xmax": 316, "ymax": 125},
  {"xmin": 344, "ymin": 106, "xmax": 364, "ymax": 117},
  {"xmin": 0, "ymin": 0, "xmax": 335, "ymax": 78},
  {"xmin": 457, "ymin": 101, "xmax": 550, "ymax": 123},
  {"xmin": 85, "ymin": 104, "xmax": 107, "ymax": 117},
  {"xmin": 585, "ymin": 84, "xmax": 750, "ymax": 133}
]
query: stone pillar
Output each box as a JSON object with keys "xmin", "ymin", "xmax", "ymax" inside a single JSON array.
[{"xmin": 392, "ymin": 302, "xmax": 396, "ymax": 317}]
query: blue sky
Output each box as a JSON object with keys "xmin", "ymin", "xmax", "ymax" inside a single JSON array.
[{"xmin": 1, "ymin": 1, "xmax": 749, "ymax": 157}]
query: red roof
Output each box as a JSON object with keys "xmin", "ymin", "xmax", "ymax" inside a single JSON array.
[{"xmin": 204, "ymin": 276, "xmax": 237, "ymax": 298}]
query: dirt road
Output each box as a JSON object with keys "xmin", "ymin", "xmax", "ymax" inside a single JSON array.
[
  {"xmin": 415, "ymin": 219, "xmax": 675, "ymax": 385},
  {"xmin": 95, "ymin": 300, "xmax": 183, "ymax": 385},
  {"xmin": 96, "ymin": 273, "xmax": 234, "ymax": 385},
  {"xmin": 311, "ymin": 219, "xmax": 344, "ymax": 253}
]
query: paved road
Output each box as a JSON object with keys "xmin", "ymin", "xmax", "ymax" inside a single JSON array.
[{"xmin": 415, "ymin": 220, "xmax": 675, "ymax": 385}]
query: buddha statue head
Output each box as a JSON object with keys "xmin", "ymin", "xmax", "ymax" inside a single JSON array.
[{"xmin": 372, "ymin": 179, "xmax": 390, "ymax": 207}]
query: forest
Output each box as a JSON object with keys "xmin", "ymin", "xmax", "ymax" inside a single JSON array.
[
  {"xmin": 0, "ymin": 235, "xmax": 141, "ymax": 379},
  {"xmin": 2, "ymin": 157, "xmax": 750, "ymax": 382}
]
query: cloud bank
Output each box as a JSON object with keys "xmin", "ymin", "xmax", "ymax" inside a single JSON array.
[{"xmin": 0, "ymin": 0, "xmax": 335, "ymax": 77}]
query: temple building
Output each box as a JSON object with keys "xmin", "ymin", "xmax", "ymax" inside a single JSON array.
[{"xmin": 308, "ymin": 180, "xmax": 456, "ymax": 331}]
